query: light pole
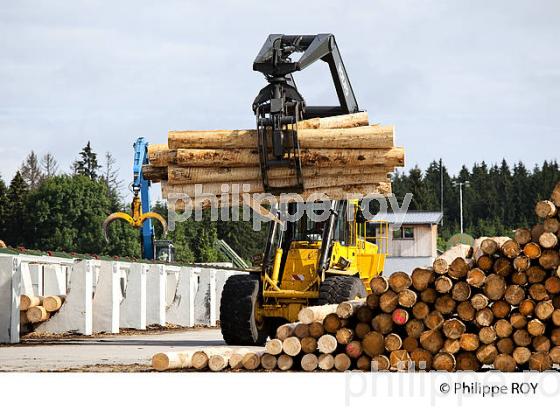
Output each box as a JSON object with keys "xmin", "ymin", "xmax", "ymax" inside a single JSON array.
[{"xmin": 453, "ymin": 181, "xmax": 470, "ymax": 234}]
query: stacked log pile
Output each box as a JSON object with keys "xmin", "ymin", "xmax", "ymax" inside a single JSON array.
[
  {"xmin": 20, "ymin": 294, "xmax": 65, "ymax": 328},
  {"xmin": 143, "ymin": 112, "xmax": 404, "ymax": 202},
  {"xmin": 152, "ymin": 182, "xmax": 560, "ymax": 372}
]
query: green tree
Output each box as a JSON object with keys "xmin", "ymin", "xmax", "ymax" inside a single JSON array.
[
  {"xmin": 73, "ymin": 141, "xmax": 100, "ymax": 180},
  {"xmin": 24, "ymin": 175, "xmax": 139, "ymax": 256},
  {"xmin": 0, "ymin": 174, "xmax": 7, "ymax": 241},
  {"xmin": 5, "ymin": 172, "xmax": 29, "ymax": 246}
]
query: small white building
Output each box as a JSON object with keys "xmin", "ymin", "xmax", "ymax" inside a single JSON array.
[{"xmin": 376, "ymin": 211, "xmax": 443, "ymax": 274}]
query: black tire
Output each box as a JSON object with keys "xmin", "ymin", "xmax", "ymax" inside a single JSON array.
[
  {"xmin": 220, "ymin": 274, "xmax": 269, "ymax": 346},
  {"xmin": 317, "ymin": 276, "xmax": 367, "ymax": 305}
]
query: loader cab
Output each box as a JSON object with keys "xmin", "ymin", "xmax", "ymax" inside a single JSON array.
[{"xmin": 155, "ymin": 240, "xmax": 175, "ymax": 263}]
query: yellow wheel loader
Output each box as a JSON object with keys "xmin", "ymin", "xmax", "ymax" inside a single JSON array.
[{"xmin": 220, "ymin": 200, "xmax": 388, "ymax": 345}]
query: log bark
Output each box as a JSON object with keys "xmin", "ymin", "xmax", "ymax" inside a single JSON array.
[
  {"xmin": 301, "ymin": 336, "xmax": 318, "ymax": 354},
  {"xmin": 242, "ymin": 351, "xmax": 263, "ymax": 371},
  {"xmin": 20, "ymin": 295, "xmax": 43, "ymax": 311},
  {"xmin": 372, "ymin": 313, "xmax": 393, "ymax": 334},
  {"xmin": 168, "ymin": 123, "xmax": 395, "ymax": 150},
  {"xmin": 334, "ymin": 353, "xmax": 352, "ymax": 371},
  {"xmin": 308, "ymin": 321, "xmax": 325, "ymax": 338},
  {"xmin": 535, "ymin": 200, "xmax": 557, "ymax": 218},
  {"xmin": 265, "ymin": 339, "xmax": 283, "ymax": 355},
  {"xmin": 442, "ymin": 318, "xmax": 466, "ymax": 339},
  {"xmin": 277, "ymin": 354, "xmax": 294, "ymax": 371},
  {"xmin": 152, "ymin": 351, "xmax": 193, "ymax": 371},
  {"xmin": 276, "ymin": 323, "xmax": 297, "ymax": 340},
  {"xmin": 208, "ymin": 350, "xmax": 233, "ymax": 371},
  {"xmin": 493, "ymin": 354, "xmax": 516, "ymax": 372},
  {"xmin": 529, "ymin": 352, "xmax": 552, "ymax": 371},
  {"xmin": 293, "ymin": 323, "xmax": 310, "ymax": 339},
  {"xmin": 432, "ymin": 352, "xmax": 456, "ymax": 371},
  {"xmin": 495, "ymin": 319, "xmax": 513, "ymax": 338},
  {"xmin": 379, "ymin": 290, "xmax": 398, "ymax": 313},
  {"xmin": 388, "ymin": 271, "xmax": 412, "ymax": 292},
  {"xmin": 432, "ymin": 244, "xmax": 472, "ymax": 274},
  {"xmin": 260, "ymin": 353, "xmax": 277, "ymax": 370},
  {"xmin": 370, "ymin": 276, "xmax": 389, "ymax": 295},
  {"xmin": 173, "ymin": 147, "xmax": 404, "ymax": 168},
  {"xmin": 411, "ymin": 268, "xmax": 434, "ymax": 291},
  {"xmin": 371, "ymin": 355, "xmax": 391, "ymax": 371},
  {"xmin": 384, "ymin": 333, "xmax": 403, "ymax": 352},
  {"xmin": 282, "ymin": 337, "xmax": 302, "ymax": 356},
  {"xmin": 466, "ymin": 268, "xmax": 486, "ymax": 288},
  {"xmin": 483, "ymin": 274, "xmax": 506, "ymax": 300},
  {"xmin": 26, "ymin": 306, "xmax": 49, "ymax": 323},
  {"xmin": 514, "ymin": 228, "xmax": 532, "ymax": 245},
  {"xmin": 523, "ymin": 242, "xmax": 542, "ymax": 259},
  {"xmin": 459, "ymin": 333, "xmax": 480, "ymax": 351},
  {"xmin": 229, "ymin": 348, "xmax": 251, "ymax": 370},
  {"xmin": 318, "ymin": 353, "xmax": 335, "ymax": 371},
  {"xmin": 539, "ymin": 232, "xmax": 558, "ymax": 249},
  {"xmin": 323, "ymin": 313, "xmax": 343, "ymax": 333},
  {"xmin": 336, "ymin": 299, "xmax": 366, "ymax": 319},
  {"xmin": 43, "ymin": 295, "xmax": 65, "ymax": 312},
  {"xmin": 335, "ymin": 328, "xmax": 354, "ymax": 345},
  {"xmin": 317, "ymin": 334, "xmax": 338, "ymax": 354},
  {"xmin": 398, "ymin": 289, "xmax": 417, "ymax": 308},
  {"xmin": 362, "ymin": 331, "xmax": 385, "ymax": 357},
  {"xmin": 345, "ymin": 340, "xmax": 363, "ymax": 359}
]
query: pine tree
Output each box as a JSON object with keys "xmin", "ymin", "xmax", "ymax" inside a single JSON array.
[
  {"xmin": 101, "ymin": 152, "xmax": 123, "ymax": 208},
  {"xmin": 40, "ymin": 153, "xmax": 59, "ymax": 177},
  {"xmin": 20, "ymin": 151, "xmax": 44, "ymax": 189},
  {"xmin": 0, "ymin": 174, "xmax": 7, "ymax": 240},
  {"xmin": 5, "ymin": 172, "xmax": 29, "ymax": 246},
  {"xmin": 73, "ymin": 141, "xmax": 100, "ymax": 180}
]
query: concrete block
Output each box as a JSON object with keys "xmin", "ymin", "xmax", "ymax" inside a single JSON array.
[
  {"xmin": 120, "ymin": 263, "xmax": 147, "ymax": 330},
  {"xmin": 146, "ymin": 264, "xmax": 166, "ymax": 326},
  {"xmin": 36, "ymin": 260, "xmax": 93, "ymax": 335},
  {"xmin": 28, "ymin": 263, "xmax": 43, "ymax": 296},
  {"xmin": 92, "ymin": 261, "xmax": 121, "ymax": 334},
  {"xmin": 0, "ymin": 256, "xmax": 22, "ymax": 343},
  {"xmin": 19, "ymin": 262, "xmax": 34, "ymax": 295},
  {"xmin": 194, "ymin": 268, "xmax": 217, "ymax": 326},
  {"xmin": 166, "ymin": 267, "xmax": 200, "ymax": 327},
  {"xmin": 165, "ymin": 269, "xmax": 180, "ymax": 307},
  {"xmin": 43, "ymin": 264, "xmax": 66, "ymax": 295}
]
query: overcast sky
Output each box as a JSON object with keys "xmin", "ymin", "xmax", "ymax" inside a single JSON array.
[{"xmin": 1, "ymin": 0, "xmax": 559, "ymax": 200}]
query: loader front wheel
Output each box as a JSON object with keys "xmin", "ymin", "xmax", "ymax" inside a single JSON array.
[
  {"xmin": 317, "ymin": 276, "xmax": 367, "ymax": 305},
  {"xmin": 220, "ymin": 274, "xmax": 269, "ymax": 346}
]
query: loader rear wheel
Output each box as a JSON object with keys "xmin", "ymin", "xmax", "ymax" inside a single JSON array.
[
  {"xmin": 220, "ymin": 274, "xmax": 269, "ymax": 346},
  {"xmin": 317, "ymin": 276, "xmax": 367, "ymax": 305}
]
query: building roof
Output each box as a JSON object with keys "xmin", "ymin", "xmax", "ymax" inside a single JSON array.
[{"xmin": 372, "ymin": 211, "xmax": 443, "ymax": 225}]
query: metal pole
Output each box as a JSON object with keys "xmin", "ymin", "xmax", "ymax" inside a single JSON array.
[{"xmin": 459, "ymin": 183, "xmax": 464, "ymax": 234}]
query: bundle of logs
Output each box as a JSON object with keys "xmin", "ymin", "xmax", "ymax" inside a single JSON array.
[
  {"xmin": 151, "ymin": 182, "xmax": 560, "ymax": 372},
  {"xmin": 143, "ymin": 112, "xmax": 404, "ymax": 202},
  {"xmin": 19, "ymin": 294, "xmax": 65, "ymax": 329}
]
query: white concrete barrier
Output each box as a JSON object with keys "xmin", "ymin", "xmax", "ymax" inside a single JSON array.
[
  {"xmin": 28, "ymin": 263, "xmax": 43, "ymax": 295},
  {"xmin": 43, "ymin": 264, "xmax": 66, "ymax": 295},
  {"xmin": 146, "ymin": 264, "xmax": 166, "ymax": 326},
  {"xmin": 120, "ymin": 263, "xmax": 147, "ymax": 330},
  {"xmin": 166, "ymin": 267, "xmax": 200, "ymax": 327},
  {"xmin": 0, "ymin": 256, "xmax": 22, "ymax": 344},
  {"xmin": 92, "ymin": 261, "xmax": 121, "ymax": 334},
  {"xmin": 194, "ymin": 268, "xmax": 217, "ymax": 326},
  {"xmin": 36, "ymin": 260, "xmax": 93, "ymax": 335}
]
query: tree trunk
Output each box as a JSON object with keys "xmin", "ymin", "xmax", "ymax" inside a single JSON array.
[{"xmin": 152, "ymin": 351, "xmax": 193, "ymax": 371}]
